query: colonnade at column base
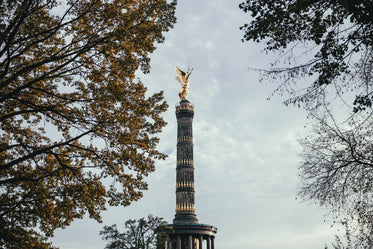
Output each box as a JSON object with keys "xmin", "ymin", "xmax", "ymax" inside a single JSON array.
[{"xmin": 164, "ymin": 223, "xmax": 217, "ymax": 249}]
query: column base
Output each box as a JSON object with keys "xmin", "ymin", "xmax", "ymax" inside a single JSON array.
[
  {"xmin": 164, "ymin": 223, "xmax": 217, "ymax": 249},
  {"xmin": 173, "ymin": 213, "xmax": 198, "ymax": 224}
]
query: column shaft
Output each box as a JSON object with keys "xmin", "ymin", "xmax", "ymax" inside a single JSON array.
[
  {"xmin": 199, "ymin": 236, "xmax": 203, "ymax": 249},
  {"xmin": 174, "ymin": 100, "xmax": 198, "ymax": 224},
  {"xmin": 177, "ymin": 236, "xmax": 181, "ymax": 249},
  {"xmin": 206, "ymin": 237, "xmax": 211, "ymax": 249},
  {"xmin": 188, "ymin": 235, "xmax": 193, "ymax": 249}
]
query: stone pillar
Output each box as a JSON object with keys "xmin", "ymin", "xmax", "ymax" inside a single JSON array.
[
  {"xmin": 188, "ymin": 235, "xmax": 193, "ymax": 249},
  {"xmin": 177, "ymin": 236, "xmax": 181, "ymax": 249},
  {"xmin": 174, "ymin": 100, "xmax": 198, "ymax": 224},
  {"xmin": 199, "ymin": 236, "xmax": 203, "ymax": 249},
  {"xmin": 206, "ymin": 237, "xmax": 211, "ymax": 249}
]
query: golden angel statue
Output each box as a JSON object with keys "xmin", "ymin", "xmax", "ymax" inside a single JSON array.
[{"xmin": 175, "ymin": 66, "xmax": 193, "ymax": 99}]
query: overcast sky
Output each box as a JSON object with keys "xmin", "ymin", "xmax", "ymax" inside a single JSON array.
[{"xmin": 52, "ymin": 1, "xmax": 342, "ymax": 248}]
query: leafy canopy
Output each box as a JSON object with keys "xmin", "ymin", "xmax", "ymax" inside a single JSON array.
[
  {"xmin": 100, "ymin": 214, "xmax": 169, "ymax": 249},
  {"xmin": 239, "ymin": 0, "xmax": 373, "ymax": 111},
  {"xmin": 0, "ymin": 0, "xmax": 176, "ymax": 248}
]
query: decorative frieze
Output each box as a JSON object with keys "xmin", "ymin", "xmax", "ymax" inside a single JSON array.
[
  {"xmin": 175, "ymin": 103, "xmax": 194, "ymax": 112},
  {"xmin": 177, "ymin": 136, "xmax": 193, "ymax": 143},
  {"xmin": 175, "ymin": 203, "xmax": 196, "ymax": 213},
  {"xmin": 176, "ymin": 181, "xmax": 195, "ymax": 188},
  {"xmin": 176, "ymin": 159, "xmax": 193, "ymax": 166}
]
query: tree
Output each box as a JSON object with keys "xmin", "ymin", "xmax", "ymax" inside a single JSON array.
[
  {"xmin": 239, "ymin": 0, "xmax": 373, "ymax": 111},
  {"xmin": 0, "ymin": 0, "xmax": 176, "ymax": 248},
  {"xmin": 100, "ymin": 214, "xmax": 169, "ymax": 249},
  {"xmin": 299, "ymin": 107, "xmax": 373, "ymax": 245},
  {"xmin": 239, "ymin": 0, "xmax": 373, "ymax": 245},
  {"xmin": 324, "ymin": 221, "xmax": 372, "ymax": 249}
]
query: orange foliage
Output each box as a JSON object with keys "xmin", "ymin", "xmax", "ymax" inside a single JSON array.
[{"xmin": 0, "ymin": 0, "xmax": 176, "ymax": 247}]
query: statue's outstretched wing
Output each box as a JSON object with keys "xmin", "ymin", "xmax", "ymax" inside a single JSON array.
[
  {"xmin": 186, "ymin": 68, "xmax": 193, "ymax": 80},
  {"xmin": 175, "ymin": 66, "xmax": 186, "ymax": 77},
  {"xmin": 175, "ymin": 76, "xmax": 184, "ymax": 86}
]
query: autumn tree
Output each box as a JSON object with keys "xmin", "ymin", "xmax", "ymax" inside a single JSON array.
[
  {"xmin": 0, "ymin": 0, "xmax": 176, "ymax": 248},
  {"xmin": 100, "ymin": 214, "xmax": 169, "ymax": 249},
  {"xmin": 239, "ymin": 0, "xmax": 373, "ymax": 246}
]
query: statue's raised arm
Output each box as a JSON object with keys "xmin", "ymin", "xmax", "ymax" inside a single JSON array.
[{"xmin": 175, "ymin": 66, "xmax": 193, "ymax": 100}]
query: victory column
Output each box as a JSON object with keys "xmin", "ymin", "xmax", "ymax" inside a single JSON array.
[{"xmin": 165, "ymin": 67, "xmax": 217, "ymax": 249}]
